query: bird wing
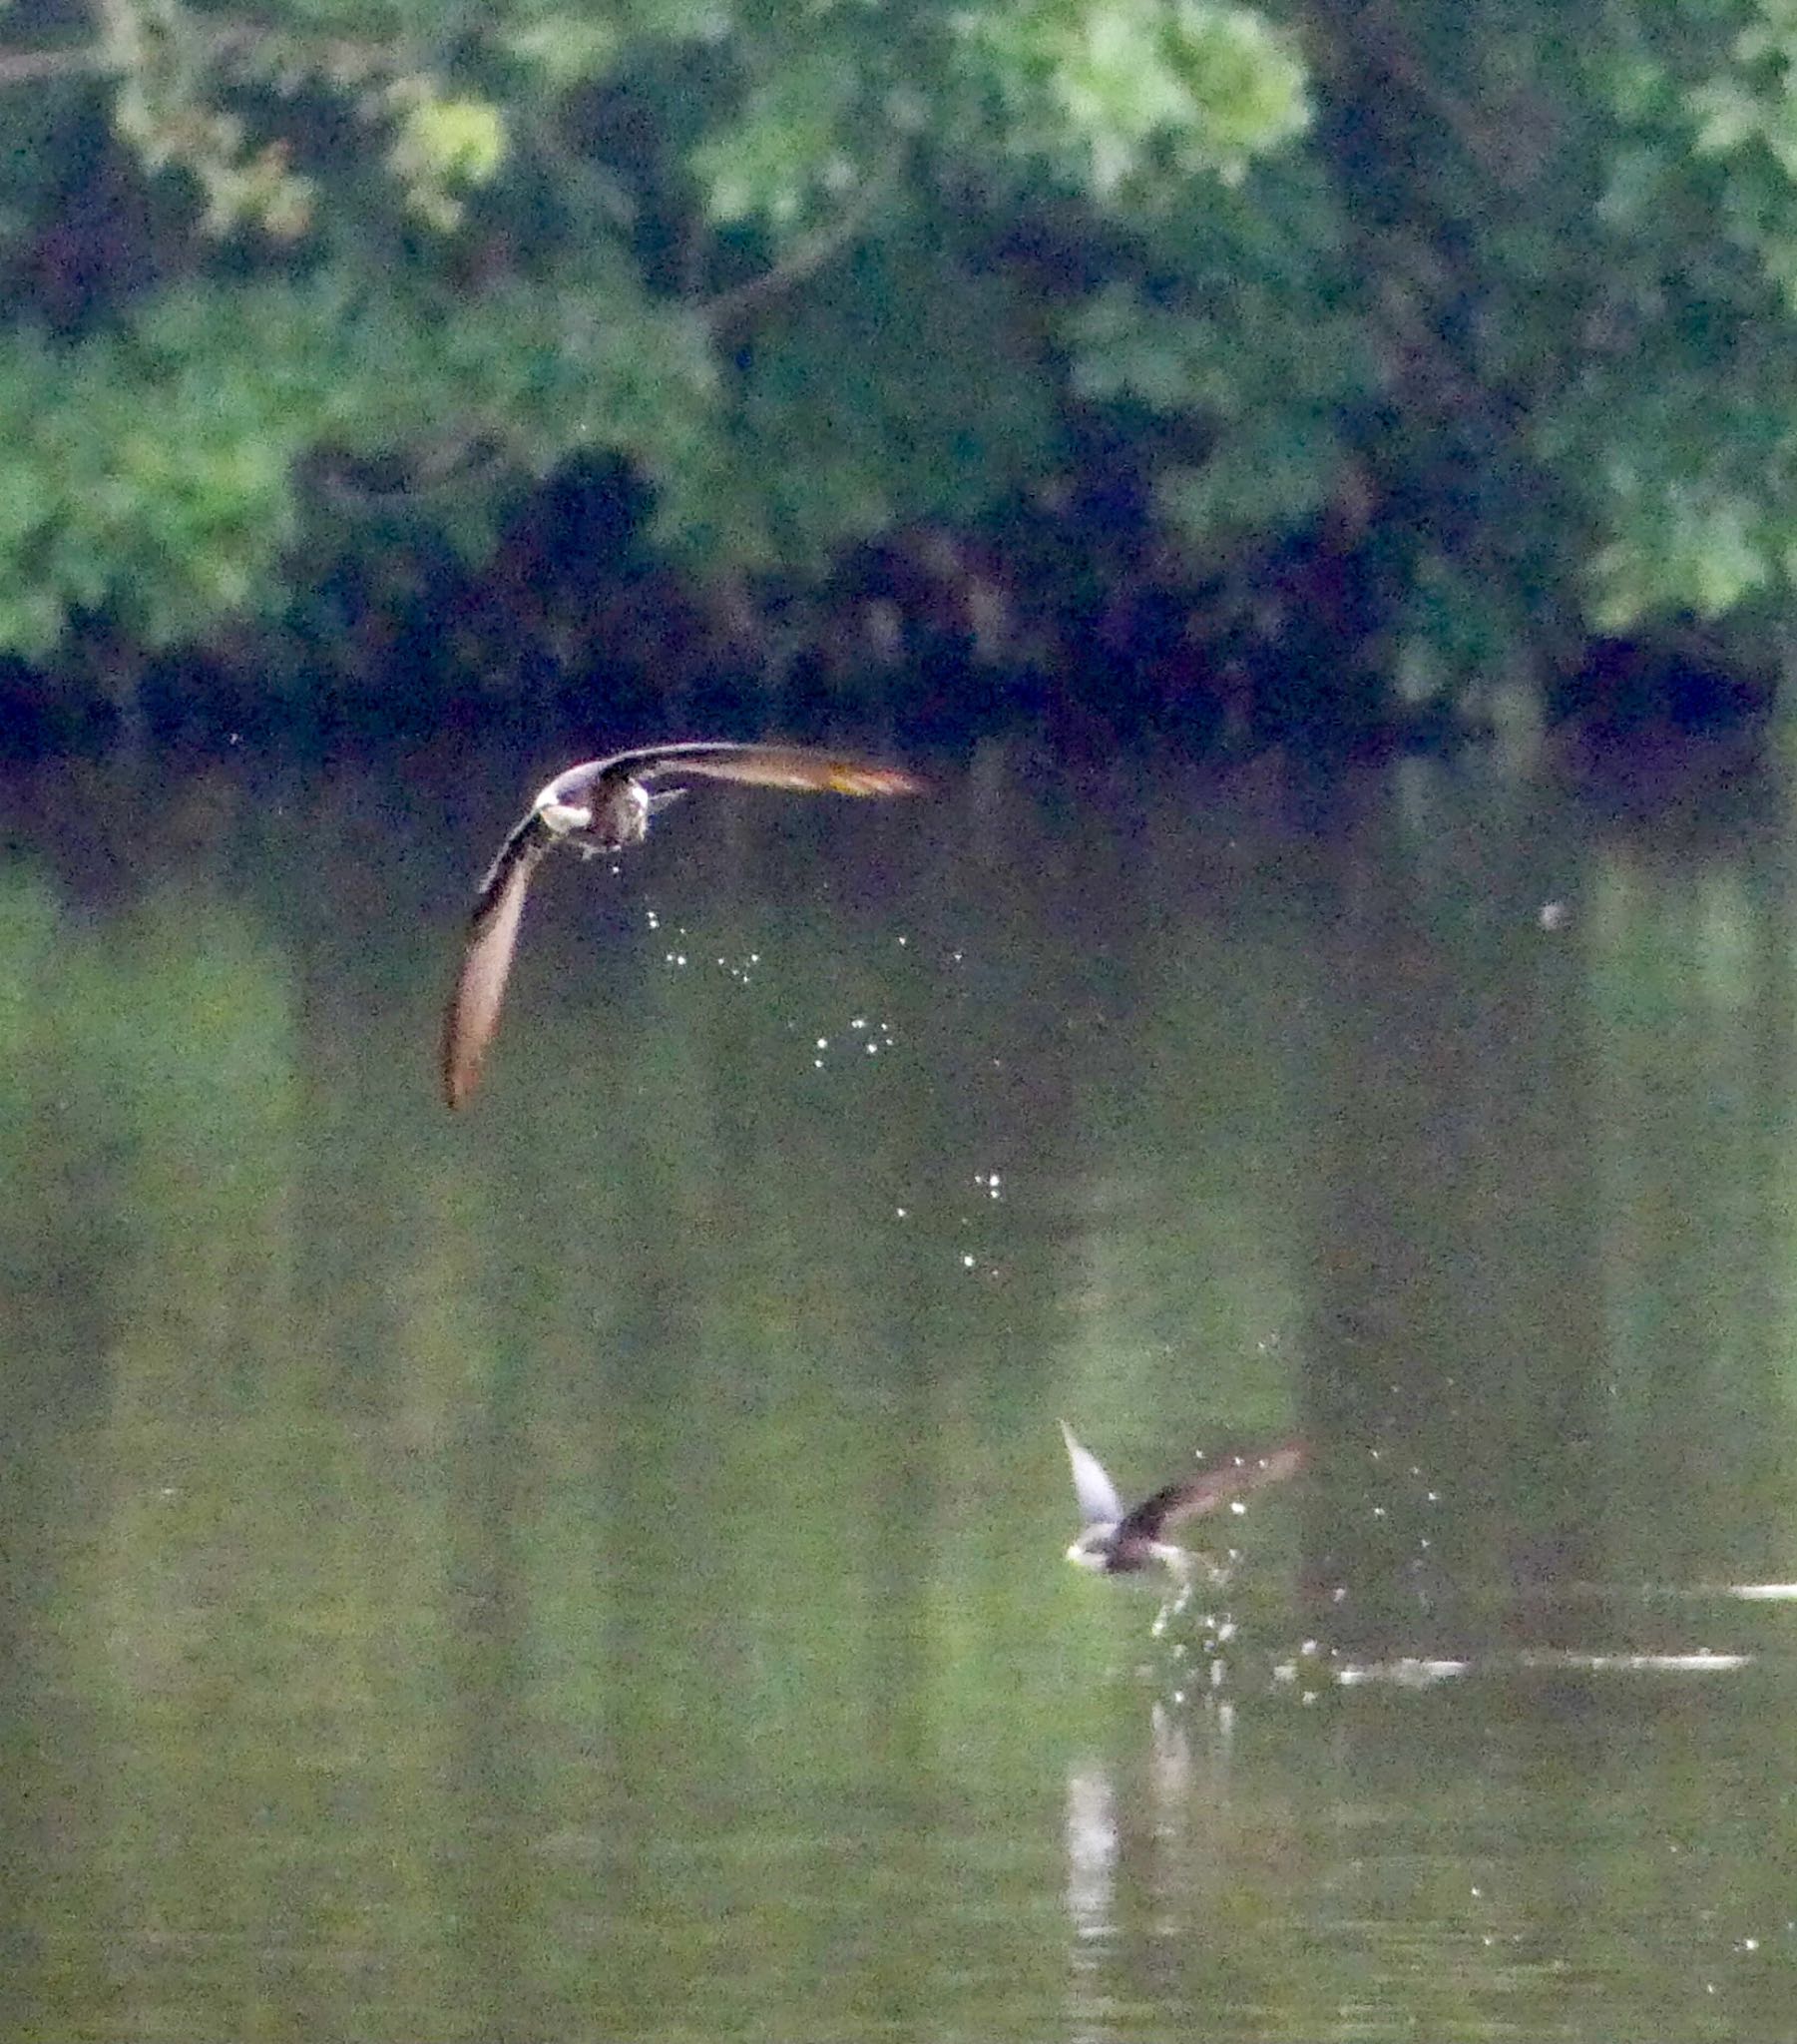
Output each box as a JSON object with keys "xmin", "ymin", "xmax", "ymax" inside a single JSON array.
[
  {"xmin": 1118, "ymin": 1443, "xmax": 1305, "ymax": 1543},
  {"xmin": 1061, "ymin": 1421, "xmax": 1125, "ymax": 1527},
  {"xmin": 441, "ymin": 812, "xmax": 553, "ymax": 1109},
  {"xmin": 556, "ymin": 741, "xmax": 924, "ymax": 800},
  {"xmin": 441, "ymin": 740, "xmax": 918, "ymax": 1109}
]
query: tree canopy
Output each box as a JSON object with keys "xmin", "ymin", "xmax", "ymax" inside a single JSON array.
[{"xmin": 3, "ymin": 0, "xmax": 1797, "ymax": 738}]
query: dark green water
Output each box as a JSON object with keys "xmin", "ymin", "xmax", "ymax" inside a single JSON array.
[{"xmin": 4, "ymin": 739, "xmax": 1797, "ymax": 2041}]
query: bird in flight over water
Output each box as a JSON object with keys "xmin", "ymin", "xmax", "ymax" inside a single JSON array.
[
  {"xmin": 1060, "ymin": 1421, "xmax": 1304, "ymax": 1584},
  {"xmin": 442, "ymin": 740, "xmax": 924, "ymax": 1109}
]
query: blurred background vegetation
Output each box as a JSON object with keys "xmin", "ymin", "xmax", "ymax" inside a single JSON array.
[{"xmin": 3, "ymin": 0, "xmax": 1796, "ymax": 754}]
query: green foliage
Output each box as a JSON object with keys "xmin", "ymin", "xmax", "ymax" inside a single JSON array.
[
  {"xmin": 1499, "ymin": 1, "xmax": 1797, "ymax": 628},
  {"xmin": 1063, "ymin": 161, "xmax": 1375, "ymax": 554},
  {"xmin": 11, "ymin": 0, "xmax": 1797, "ymax": 696},
  {"xmin": 0, "ymin": 0, "xmax": 1325, "ymax": 674},
  {"xmin": 718, "ymin": 232, "xmax": 1058, "ymax": 568},
  {"xmin": 385, "ymin": 86, "xmax": 510, "ymax": 228},
  {"xmin": 959, "ymin": 0, "xmax": 1308, "ymax": 197},
  {"xmin": 691, "ymin": 48, "xmax": 864, "ymax": 228},
  {"xmin": 0, "ymin": 267, "xmax": 719, "ymax": 651}
]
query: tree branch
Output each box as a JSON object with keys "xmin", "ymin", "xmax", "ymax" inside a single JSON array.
[
  {"xmin": 697, "ymin": 139, "xmax": 907, "ymax": 335},
  {"xmin": 0, "ymin": 44, "xmax": 113, "ymax": 86}
]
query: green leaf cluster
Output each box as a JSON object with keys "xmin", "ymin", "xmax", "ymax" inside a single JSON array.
[
  {"xmin": 958, "ymin": 0, "xmax": 1308, "ymax": 197},
  {"xmin": 1064, "ymin": 161, "xmax": 1373, "ymax": 554}
]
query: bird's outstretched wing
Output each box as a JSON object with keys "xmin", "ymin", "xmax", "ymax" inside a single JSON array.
[
  {"xmin": 552, "ymin": 741, "xmax": 924, "ymax": 802},
  {"xmin": 1119, "ymin": 1443, "xmax": 1305, "ymax": 1543},
  {"xmin": 441, "ymin": 812, "xmax": 554, "ymax": 1109},
  {"xmin": 442, "ymin": 741, "xmax": 920, "ymax": 1109},
  {"xmin": 1061, "ymin": 1421, "xmax": 1126, "ymax": 1528}
]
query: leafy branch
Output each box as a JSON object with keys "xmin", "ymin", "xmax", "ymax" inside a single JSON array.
[{"xmin": 697, "ymin": 137, "xmax": 909, "ymax": 333}]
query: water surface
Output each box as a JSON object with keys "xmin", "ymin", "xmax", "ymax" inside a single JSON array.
[{"xmin": 3, "ymin": 738, "xmax": 1796, "ymax": 2040}]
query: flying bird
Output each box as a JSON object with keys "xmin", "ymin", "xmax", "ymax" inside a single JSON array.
[
  {"xmin": 442, "ymin": 740, "xmax": 923, "ymax": 1108},
  {"xmin": 1061, "ymin": 1421, "xmax": 1304, "ymax": 1582}
]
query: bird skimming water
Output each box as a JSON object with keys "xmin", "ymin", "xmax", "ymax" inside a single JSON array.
[
  {"xmin": 442, "ymin": 741, "xmax": 924, "ymax": 1108},
  {"xmin": 1061, "ymin": 1421, "xmax": 1304, "ymax": 1584}
]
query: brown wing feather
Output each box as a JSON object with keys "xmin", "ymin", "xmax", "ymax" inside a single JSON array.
[
  {"xmin": 1119, "ymin": 1443, "xmax": 1305, "ymax": 1542},
  {"xmin": 441, "ymin": 817, "xmax": 551, "ymax": 1109},
  {"xmin": 604, "ymin": 742, "xmax": 924, "ymax": 798}
]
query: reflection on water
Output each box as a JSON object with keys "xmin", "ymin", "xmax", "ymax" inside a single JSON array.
[{"xmin": 4, "ymin": 739, "xmax": 1797, "ymax": 2039}]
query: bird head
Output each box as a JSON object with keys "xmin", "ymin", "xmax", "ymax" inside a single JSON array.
[{"xmin": 1065, "ymin": 1526, "xmax": 1117, "ymax": 1572}]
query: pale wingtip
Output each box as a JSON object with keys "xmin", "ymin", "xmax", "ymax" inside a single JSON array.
[
  {"xmin": 441, "ymin": 1048, "xmax": 474, "ymax": 1110},
  {"xmin": 825, "ymin": 763, "xmax": 929, "ymax": 798},
  {"xmin": 440, "ymin": 1002, "xmax": 485, "ymax": 1110}
]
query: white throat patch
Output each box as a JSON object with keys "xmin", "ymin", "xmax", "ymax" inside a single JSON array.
[{"xmin": 538, "ymin": 797, "xmax": 594, "ymax": 836}]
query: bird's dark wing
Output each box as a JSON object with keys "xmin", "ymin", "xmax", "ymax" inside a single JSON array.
[
  {"xmin": 1118, "ymin": 1443, "xmax": 1305, "ymax": 1543},
  {"xmin": 553, "ymin": 741, "xmax": 924, "ymax": 801},
  {"xmin": 441, "ymin": 812, "xmax": 554, "ymax": 1109}
]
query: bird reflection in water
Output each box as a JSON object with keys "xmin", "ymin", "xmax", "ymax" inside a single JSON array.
[{"xmin": 1063, "ymin": 1705, "xmax": 1277, "ymax": 2040}]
